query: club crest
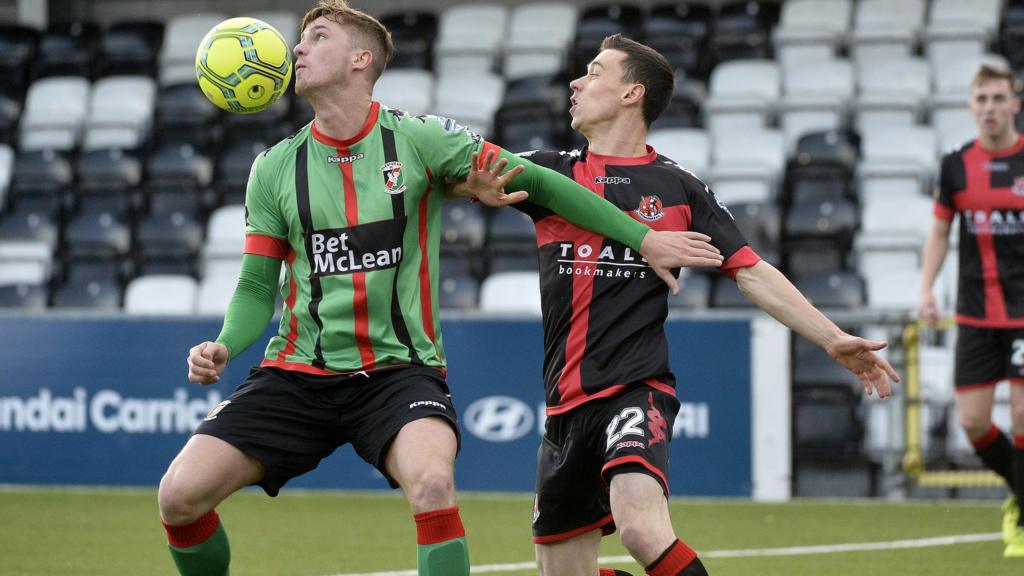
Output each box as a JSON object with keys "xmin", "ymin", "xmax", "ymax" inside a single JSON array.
[
  {"xmin": 1012, "ymin": 176, "xmax": 1024, "ymax": 197},
  {"xmin": 380, "ymin": 161, "xmax": 406, "ymax": 194},
  {"xmin": 636, "ymin": 195, "xmax": 664, "ymax": 221}
]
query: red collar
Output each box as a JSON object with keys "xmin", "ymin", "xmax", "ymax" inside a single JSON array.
[{"xmin": 311, "ymin": 101, "xmax": 380, "ymax": 147}]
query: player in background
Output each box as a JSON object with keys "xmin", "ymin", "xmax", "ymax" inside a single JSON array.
[
  {"xmin": 455, "ymin": 35, "xmax": 899, "ymax": 576},
  {"xmin": 155, "ymin": 3, "xmax": 723, "ymax": 576},
  {"xmin": 918, "ymin": 64, "xmax": 1024, "ymax": 558}
]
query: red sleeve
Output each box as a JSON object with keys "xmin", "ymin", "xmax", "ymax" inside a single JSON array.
[
  {"xmin": 244, "ymin": 234, "xmax": 288, "ymax": 259},
  {"xmin": 720, "ymin": 245, "xmax": 761, "ymax": 280},
  {"xmin": 933, "ymin": 202, "xmax": 954, "ymax": 222}
]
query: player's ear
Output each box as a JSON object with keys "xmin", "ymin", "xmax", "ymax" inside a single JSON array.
[
  {"xmin": 352, "ymin": 48, "xmax": 372, "ymax": 72},
  {"xmin": 622, "ymin": 83, "xmax": 645, "ymax": 107}
]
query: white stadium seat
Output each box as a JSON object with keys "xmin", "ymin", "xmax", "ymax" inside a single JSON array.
[
  {"xmin": 849, "ymin": 0, "xmax": 926, "ymax": 67},
  {"xmin": 773, "ymin": 0, "xmax": 852, "ymax": 69},
  {"xmin": 374, "ymin": 70, "xmax": 435, "ymax": 116},
  {"xmin": 19, "ymin": 77, "xmax": 90, "ymax": 151},
  {"xmin": 433, "ymin": 71, "xmax": 505, "ymax": 139},
  {"xmin": 434, "ymin": 3, "xmax": 508, "ymax": 75},
  {"xmin": 159, "ymin": 14, "xmax": 227, "ymax": 86},
  {"xmin": 780, "ymin": 58, "xmax": 853, "ymax": 153},
  {"xmin": 124, "ymin": 274, "xmax": 199, "ymax": 315},
  {"xmin": 709, "ymin": 128, "xmax": 785, "ymax": 204},
  {"xmin": 924, "ymin": 0, "xmax": 1002, "ymax": 68},
  {"xmin": 83, "ymin": 75, "xmax": 156, "ymax": 151},
  {"xmin": 858, "ymin": 125, "xmax": 937, "ymax": 202},
  {"xmin": 479, "ymin": 271, "xmax": 542, "ymax": 315},
  {"xmin": 854, "ymin": 57, "xmax": 930, "ymax": 133},
  {"xmin": 648, "ymin": 128, "xmax": 710, "ymax": 178},
  {"xmin": 504, "ymin": 3, "xmax": 577, "ymax": 80},
  {"xmin": 705, "ymin": 59, "xmax": 779, "ymax": 139},
  {"xmin": 0, "ymin": 240, "xmax": 53, "ymax": 286}
]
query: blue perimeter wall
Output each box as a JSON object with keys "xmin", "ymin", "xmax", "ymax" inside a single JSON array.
[{"xmin": 0, "ymin": 317, "xmax": 751, "ymax": 496}]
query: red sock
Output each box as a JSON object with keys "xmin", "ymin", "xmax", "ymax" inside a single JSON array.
[
  {"xmin": 1015, "ymin": 435, "xmax": 1024, "ymax": 449},
  {"xmin": 969, "ymin": 424, "xmax": 1002, "ymax": 450},
  {"xmin": 413, "ymin": 506, "xmax": 465, "ymax": 545},
  {"xmin": 646, "ymin": 539, "xmax": 698, "ymax": 576},
  {"xmin": 162, "ymin": 510, "xmax": 220, "ymax": 548},
  {"xmin": 599, "ymin": 569, "xmax": 619, "ymax": 576}
]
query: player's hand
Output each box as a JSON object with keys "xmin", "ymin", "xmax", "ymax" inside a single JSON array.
[
  {"xmin": 639, "ymin": 230, "xmax": 724, "ymax": 294},
  {"xmin": 825, "ymin": 335, "xmax": 900, "ymax": 398},
  {"xmin": 457, "ymin": 150, "xmax": 528, "ymax": 207},
  {"xmin": 918, "ymin": 290, "xmax": 940, "ymax": 328},
  {"xmin": 187, "ymin": 341, "xmax": 229, "ymax": 385}
]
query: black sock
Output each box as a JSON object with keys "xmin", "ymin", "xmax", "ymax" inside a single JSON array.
[
  {"xmin": 1014, "ymin": 436, "xmax": 1024, "ymax": 527},
  {"xmin": 971, "ymin": 424, "xmax": 1014, "ymax": 483}
]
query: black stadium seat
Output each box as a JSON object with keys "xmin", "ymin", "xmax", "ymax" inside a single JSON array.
[
  {"xmin": 643, "ymin": 3, "xmax": 713, "ymax": 80},
  {"xmin": 100, "ymin": 21, "xmax": 164, "ymax": 77},
  {"xmin": 380, "ymin": 11, "xmax": 437, "ymax": 70},
  {"xmin": 793, "ymin": 271, "xmax": 866, "ymax": 309},
  {"xmin": 710, "ymin": 274, "xmax": 755, "ymax": 308},
  {"xmin": 0, "ymin": 93, "xmax": 20, "ymax": 146},
  {"xmin": 710, "ymin": 1, "xmax": 778, "ymax": 67},
  {"xmin": 34, "ymin": 21, "xmax": 101, "ymax": 79},
  {"xmin": 439, "ymin": 274, "xmax": 480, "ymax": 310},
  {"xmin": 76, "ymin": 149, "xmax": 143, "ymax": 199},
  {"xmin": 0, "ymin": 282, "xmax": 49, "ymax": 311},
  {"xmin": 0, "ymin": 24, "xmax": 39, "ymax": 98},
  {"xmin": 51, "ymin": 256, "xmax": 127, "ymax": 310},
  {"xmin": 215, "ymin": 140, "xmax": 269, "ymax": 206},
  {"xmin": 155, "ymin": 83, "xmax": 222, "ymax": 151},
  {"xmin": 572, "ymin": 4, "xmax": 645, "ymax": 73},
  {"xmin": 668, "ymin": 271, "xmax": 711, "ymax": 310}
]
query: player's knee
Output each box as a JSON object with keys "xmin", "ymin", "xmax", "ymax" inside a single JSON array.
[
  {"xmin": 1011, "ymin": 401, "xmax": 1024, "ymax": 430},
  {"xmin": 404, "ymin": 465, "xmax": 455, "ymax": 512},
  {"xmin": 617, "ymin": 518, "xmax": 657, "ymax": 559},
  {"xmin": 957, "ymin": 410, "xmax": 991, "ymax": 438},
  {"xmin": 158, "ymin": 472, "xmax": 206, "ymax": 526}
]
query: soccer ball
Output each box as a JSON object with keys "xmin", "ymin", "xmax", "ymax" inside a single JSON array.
[{"xmin": 195, "ymin": 17, "xmax": 293, "ymax": 114}]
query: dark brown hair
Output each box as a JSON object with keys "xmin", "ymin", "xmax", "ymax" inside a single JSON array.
[
  {"xmin": 301, "ymin": 0, "xmax": 394, "ymax": 81},
  {"xmin": 599, "ymin": 34, "xmax": 676, "ymax": 127}
]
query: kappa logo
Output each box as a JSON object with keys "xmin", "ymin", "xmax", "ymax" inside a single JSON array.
[
  {"xmin": 380, "ymin": 161, "xmax": 407, "ymax": 194},
  {"xmin": 595, "ymin": 176, "xmax": 631, "ymax": 185},
  {"xmin": 327, "ymin": 153, "xmax": 364, "ymax": 164},
  {"xmin": 1012, "ymin": 176, "xmax": 1024, "ymax": 197},
  {"xmin": 636, "ymin": 195, "xmax": 664, "ymax": 221}
]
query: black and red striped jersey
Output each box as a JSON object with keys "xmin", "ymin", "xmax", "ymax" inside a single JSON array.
[
  {"xmin": 935, "ymin": 136, "xmax": 1024, "ymax": 328},
  {"xmin": 516, "ymin": 146, "xmax": 760, "ymax": 415}
]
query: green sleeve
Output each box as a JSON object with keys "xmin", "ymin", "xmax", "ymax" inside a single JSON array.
[
  {"xmin": 497, "ymin": 149, "xmax": 650, "ymax": 250},
  {"xmin": 214, "ymin": 254, "xmax": 281, "ymax": 360}
]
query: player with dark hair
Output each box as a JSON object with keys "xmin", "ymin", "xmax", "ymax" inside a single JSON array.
[
  {"xmin": 918, "ymin": 63, "xmax": 1024, "ymax": 558},
  {"xmin": 457, "ymin": 34, "xmax": 899, "ymax": 576},
  {"xmin": 155, "ymin": 4, "xmax": 723, "ymax": 576}
]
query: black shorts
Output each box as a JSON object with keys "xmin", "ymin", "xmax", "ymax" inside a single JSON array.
[
  {"xmin": 532, "ymin": 384, "xmax": 679, "ymax": 544},
  {"xmin": 955, "ymin": 325, "xmax": 1024, "ymax": 390},
  {"xmin": 194, "ymin": 365, "xmax": 460, "ymax": 496}
]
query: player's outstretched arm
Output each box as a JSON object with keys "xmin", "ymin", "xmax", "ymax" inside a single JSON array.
[
  {"xmin": 736, "ymin": 260, "xmax": 899, "ymax": 397},
  {"xmin": 186, "ymin": 253, "xmax": 281, "ymax": 385},
  {"xmin": 917, "ymin": 218, "xmax": 952, "ymax": 327}
]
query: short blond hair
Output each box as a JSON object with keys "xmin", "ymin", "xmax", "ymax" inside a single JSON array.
[
  {"xmin": 300, "ymin": 0, "xmax": 394, "ymax": 81},
  {"xmin": 972, "ymin": 63, "xmax": 1023, "ymax": 93}
]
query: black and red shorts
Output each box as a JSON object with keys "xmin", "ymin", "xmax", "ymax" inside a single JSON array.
[
  {"xmin": 193, "ymin": 365, "xmax": 459, "ymax": 496},
  {"xmin": 955, "ymin": 325, "xmax": 1024, "ymax": 390},
  {"xmin": 532, "ymin": 384, "xmax": 679, "ymax": 544}
]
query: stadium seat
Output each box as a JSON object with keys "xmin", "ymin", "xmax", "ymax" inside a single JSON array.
[
  {"xmin": 854, "ymin": 57, "xmax": 930, "ymax": 135},
  {"xmin": 196, "ymin": 264, "xmax": 241, "ymax": 316},
  {"xmin": 780, "ymin": 58, "xmax": 854, "ymax": 154},
  {"xmin": 729, "ymin": 201, "xmax": 781, "ymax": 265},
  {"xmin": 571, "ymin": 3, "xmax": 645, "ymax": 73},
  {"xmin": 793, "ymin": 271, "xmax": 866, "ymax": 309},
  {"xmin": 19, "ymin": 76, "xmax": 90, "ymax": 151},
  {"xmin": 772, "ymin": 0, "xmax": 852, "ymax": 69},
  {"xmin": 379, "ymin": 11, "xmax": 437, "ymax": 70},
  {"xmin": 0, "ymin": 143, "xmax": 13, "ymax": 210},
  {"xmin": 793, "ymin": 385, "xmax": 864, "ymax": 458},
  {"xmin": 9, "ymin": 149, "xmax": 74, "ymax": 210},
  {"xmin": 220, "ymin": 98, "xmax": 292, "ymax": 148},
  {"xmin": 479, "ymin": 271, "xmax": 542, "ymax": 314},
  {"xmin": 0, "ymin": 239, "xmax": 53, "ymax": 286},
  {"xmin": 82, "ymin": 75, "xmax": 156, "ymax": 151},
  {"xmin": 643, "ymin": 3, "xmax": 712, "ymax": 80},
  {"xmin": 155, "ymin": 83, "xmax": 222, "ymax": 151},
  {"xmin": 201, "ymin": 204, "xmax": 245, "ymax": 273},
  {"xmin": 0, "ymin": 24, "xmax": 38, "ymax": 98},
  {"xmin": 710, "ymin": 1, "xmax": 778, "ymax": 67},
  {"xmin": 439, "ymin": 249, "xmax": 480, "ymax": 279},
  {"xmin": 63, "ymin": 205, "xmax": 131, "ymax": 259},
  {"xmin": 51, "ymin": 257, "xmax": 126, "ymax": 310},
  {"xmin": 924, "ymin": 0, "xmax": 1002, "ymax": 69},
  {"xmin": 76, "ymin": 148, "xmax": 143, "ymax": 197},
  {"xmin": 648, "ymin": 128, "xmax": 710, "ymax": 178},
  {"xmin": 930, "ymin": 52, "xmax": 1008, "ymax": 114},
  {"xmin": 650, "ymin": 78, "xmax": 705, "ymax": 130},
  {"xmin": 374, "ymin": 70, "xmax": 434, "ymax": 116},
  {"xmin": 933, "ymin": 107, "xmax": 977, "ymax": 152},
  {"xmin": 709, "ymin": 128, "xmax": 785, "ymax": 204},
  {"xmin": 495, "ymin": 74, "xmax": 569, "ymax": 151},
  {"xmin": 439, "ymin": 273, "xmax": 480, "ymax": 310},
  {"xmin": 783, "ymin": 198, "xmax": 859, "ymax": 245},
  {"xmin": 0, "ymin": 202, "xmax": 60, "ymax": 249},
  {"xmin": 1004, "ymin": 1, "xmax": 1024, "ymax": 69},
  {"xmin": 249, "ymin": 11, "xmax": 300, "ymax": 50},
  {"xmin": 34, "ymin": 21, "xmax": 101, "ymax": 79},
  {"xmin": 215, "ymin": 140, "xmax": 268, "ymax": 206},
  {"xmin": 486, "ymin": 207, "xmax": 538, "ymax": 274},
  {"xmin": 158, "ymin": 14, "xmax": 226, "ymax": 86},
  {"xmin": 668, "ymin": 270, "xmax": 711, "ymax": 310},
  {"xmin": 145, "ymin": 142, "xmax": 214, "ymax": 193},
  {"xmin": 860, "ymin": 194, "xmax": 934, "ymax": 238},
  {"xmin": 0, "ymin": 93, "xmax": 19, "ymax": 146},
  {"xmin": 434, "ymin": 3, "xmax": 508, "ymax": 75},
  {"xmin": 135, "ymin": 209, "xmax": 204, "ymax": 261},
  {"xmin": 0, "ymin": 282, "xmax": 48, "ymax": 311},
  {"xmin": 856, "ymin": 234, "xmax": 922, "ymax": 310},
  {"xmin": 710, "ymin": 275, "xmax": 755, "ymax": 308},
  {"xmin": 503, "ymin": 3, "xmax": 577, "ymax": 80},
  {"xmin": 433, "ymin": 70, "xmax": 505, "ymax": 138},
  {"xmin": 858, "ymin": 125, "xmax": 937, "ymax": 204},
  {"xmin": 848, "ymin": 0, "xmax": 926, "ymax": 67},
  {"xmin": 100, "ymin": 21, "xmax": 164, "ymax": 77},
  {"xmin": 441, "ymin": 201, "xmax": 487, "ymax": 253},
  {"xmin": 124, "ymin": 274, "xmax": 198, "ymax": 315},
  {"xmin": 784, "ymin": 130, "xmax": 859, "ymax": 206},
  {"xmin": 705, "ymin": 59, "xmax": 779, "ymax": 138}
]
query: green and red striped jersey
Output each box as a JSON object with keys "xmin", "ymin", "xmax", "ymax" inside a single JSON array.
[{"xmin": 243, "ymin": 103, "xmax": 488, "ymax": 375}]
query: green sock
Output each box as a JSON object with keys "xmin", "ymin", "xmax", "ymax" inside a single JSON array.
[
  {"xmin": 417, "ymin": 536, "xmax": 469, "ymax": 576},
  {"xmin": 168, "ymin": 521, "xmax": 230, "ymax": 576}
]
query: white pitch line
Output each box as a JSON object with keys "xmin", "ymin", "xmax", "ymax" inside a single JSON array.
[{"xmin": 321, "ymin": 531, "xmax": 1003, "ymax": 576}]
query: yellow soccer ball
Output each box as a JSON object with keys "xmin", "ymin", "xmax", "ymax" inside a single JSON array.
[{"xmin": 195, "ymin": 17, "xmax": 293, "ymax": 114}]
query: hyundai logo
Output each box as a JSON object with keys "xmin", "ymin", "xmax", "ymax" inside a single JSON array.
[{"xmin": 463, "ymin": 396, "xmax": 534, "ymax": 442}]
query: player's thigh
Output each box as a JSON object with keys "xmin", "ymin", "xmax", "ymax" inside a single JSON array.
[
  {"xmin": 609, "ymin": 472, "xmax": 673, "ymax": 531},
  {"xmin": 159, "ymin": 433, "xmax": 264, "ymax": 520},
  {"xmin": 1011, "ymin": 382, "xmax": 1024, "ymax": 434},
  {"xmin": 536, "ymin": 529, "xmax": 602, "ymax": 576},
  {"xmin": 384, "ymin": 416, "xmax": 458, "ymax": 489}
]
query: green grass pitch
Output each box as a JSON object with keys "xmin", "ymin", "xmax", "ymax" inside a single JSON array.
[{"xmin": 0, "ymin": 488, "xmax": 1019, "ymax": 575}]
